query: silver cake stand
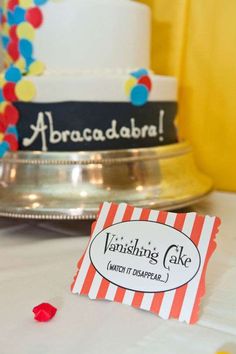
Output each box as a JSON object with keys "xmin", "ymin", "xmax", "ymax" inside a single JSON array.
[{"xmin": 0, "ymin": 142, "xmax": 212, "ymax": 220}]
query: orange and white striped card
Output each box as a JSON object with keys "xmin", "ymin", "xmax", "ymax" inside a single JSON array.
[{"xmin": 71, "ymin": 202, "xmax": 221, "ymax": 324}]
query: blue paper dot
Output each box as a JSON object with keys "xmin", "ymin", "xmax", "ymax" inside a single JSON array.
[
  {"xmin": 2, "ymin": 36, "xmax": 9, "ymax": 49},
  {"xmin": 13, "ymin": 6, "xmax": 26, "ymax": 25},
  {"xmin": 131, "ymin": 69, "xmax": 149, "ymax": 80},
  {"xmin": 34, "ymin": 0, "xmax": 48, "ymax": 5},
  {"xmin": 0, "ymin": 89, "xmax": 4, "ymax": 103},
  {"xmin": 6, "ymin": 125, "xmax": 18, "ymax": 138},
  {"xmin": 5, "ymin": 66, "xmax": 22, "ymax": 83},
  {"xmin": 7, "ymin": 11, "xmax": 15, "ymax": 26},
  {"xmin": 19, "ymin": 39, "xmax": 33, "ymax": 59},
  {"xmin": 0, "ymin": 141, "xmax": 9, "ymax": 158},
  {"xmin": 130, "ymin": 85, "xmax": 149, "ymax": 106}
]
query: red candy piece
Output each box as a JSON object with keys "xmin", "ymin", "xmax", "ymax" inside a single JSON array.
[
  {"xmin": 3, "ymin": 82, "xmax": 17, "ymax": 101},
  {"xmin": 4, "ymin": 104, "xmax": 19, "ymax": 125},
  {"xmin": 138, "ymin": 76, "xmax": 152, "ymax": 92},
  {"xmin": 7, "ymin": 41, "xmax": 19, "ymax": 61},
  {"xmin": 4, "ymin": 134, "xmax": 18, "ymax": 151},
  {"xmin": 7, "ymin": 0, "xmax": 18, "ymax": 11},
  {"xmin": 33, "ymin": 303, "xmax": 57, "ymax": 322},
  {"xmin": 26, "ymin": 7, "xmax": 43, "ymax": 28}
]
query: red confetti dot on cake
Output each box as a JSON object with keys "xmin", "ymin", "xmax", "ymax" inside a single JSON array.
[
  {"xmin": 2, "ymin": 83, "xmax": 17, "ymax": 101},
  {"xmin": 138, "ymin": 76, "xmax": 152, "ymax": 92},
  {"xmin": 9, "ymin": 25, "xmax": 18, "ymax": 41},
  {"xmin": 1, "ymin": 14, "xmax": 7, "ymax": 24},
  {"xmin": 26, "ymin": 7, "xmax": 43, "ymax": 28},
  {"xmin": 33, "ymin": 303, "xmax": 57, "ymax": 322},
  {"xmin": 0, "ymin": 114, "xmax": 7, "ymax": 132},
  {"xmin": 7, "ymin": 0, "xmax": 19, "ymax": 11},
  {"xmin": 4, "ymin": 134, "xmax": 18, "ymax": 151},
  {"xmin": 4, "ymin": 104, "xmax": 19, "ymax": 125},
  {"xmin": 7, "ymin": 41, "xmax": 20, "ymax": 61}
]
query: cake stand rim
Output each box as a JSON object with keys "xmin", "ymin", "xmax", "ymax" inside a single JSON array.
[{"xmin": 2, "ymin": 141, "xmax": 191, "ymax": 165}]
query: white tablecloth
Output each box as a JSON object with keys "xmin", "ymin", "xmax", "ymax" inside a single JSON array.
[{"xmin": 0, "ymin": 192, "xmax": 235, "ymax": 354}]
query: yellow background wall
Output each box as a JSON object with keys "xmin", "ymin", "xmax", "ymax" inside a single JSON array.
[{"xmin": 139, "ymin": 0, "xmax": 236, "ymax": 191}]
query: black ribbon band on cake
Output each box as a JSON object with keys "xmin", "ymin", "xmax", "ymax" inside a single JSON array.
[{"xmin": 15, "ymin": 101, "xmax": 178, "ymax": 152}]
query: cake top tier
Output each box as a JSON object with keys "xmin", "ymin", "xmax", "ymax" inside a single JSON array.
[{"xmin": 1, "ymin": 0, "xmax": 151, "ymax": 72}]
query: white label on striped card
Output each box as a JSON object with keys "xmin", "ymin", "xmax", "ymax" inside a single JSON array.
[
  {"xmin": 89, "ymin": 220, "xmax": 200, "ymax": 293},
  {"xmin": 72, "ymin": 202, "xmax": 221, "ymax": 324}
]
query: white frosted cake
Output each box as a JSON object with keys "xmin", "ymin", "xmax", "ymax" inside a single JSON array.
[{"xmin": 0, "ymin": 0, "xmax": 178, "ymax": 154}]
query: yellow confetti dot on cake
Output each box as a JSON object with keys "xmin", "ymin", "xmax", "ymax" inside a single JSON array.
[
  {"xmin": 125, "ymin": 77, "xmax": 137, "ymax": 96},
  {"xmin": 19, "ymin": 0, "xmax": 33, "ymax": 8},
  {"xmin": 0, "ymin": 133, "xmax": 4, "ymax": 142},
  {"xmin": 0, "ymin": 102, "xmax": 8, "ymax": 113},
  {"xmin": 15, "ymin": 80, "xmax": 36, "ymax": 101},
  {"xmin": 2, "ymin": 23, "xmax": 10, "ymax": 36},
  {"xmin": 4, "ymin": 54, "xmax": 12, "ymax": 67},
  {"xmin": 29, "ymin": 61, "xmax": 45, "ymax": 75},
  {"xmin": 17, "ymin": 22, "xmax": 35, "ymax": 41},
  {"xmin": 15, "ymin": 58, "xmax": 26, "ymax": 72},
  {"xmin": 0, "ymin": 74, "xmax": 6, "ymax": 87}
]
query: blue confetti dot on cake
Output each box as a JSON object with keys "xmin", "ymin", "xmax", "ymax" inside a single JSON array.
[
  {"xmin": 25, "ymin": 56, "xmax": 35, "ymax": 70},
  {"xmin": 130, "ymin": 84, "xmax": 149, "ymax": 106},
  {"xmin": 34, "ymin": 0, "xmax": 48, "ymax": 5},
  {"xmin": 13, "ymin": 7, "xmax": 26, "ymax": 25},
  {"xmin": 2, "ymin": 36, "xmax": 9, "ymax": 49},
  {"xmin": 5, "ymin": 66, "xmax": 22, "ymax": 83},
  {"xmin": 0, "ymin": 89, "xmax": 4, "ymax": 103},
  {"xmin": 131, "ymin": 68, "xmax": 149, "ymax": 79},
  {"xmin": 19, "ymin": 39, "xmax": 33, "ymax": 59},
  {"xmin": 6, "ymin": 126, "xmax": 18, "ymax": 138},
  {"xmin": 7, "ymin": 11, "xmax": 15, "ymax": 26},
  {"xmin": 0, "ymin": 141, "xmax": 9, "ymax": 158}
]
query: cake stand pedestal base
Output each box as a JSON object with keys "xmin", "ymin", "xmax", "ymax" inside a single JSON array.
[{"xmin": 0, "ymin": 142, "xmax": 212, "ymax": 220}]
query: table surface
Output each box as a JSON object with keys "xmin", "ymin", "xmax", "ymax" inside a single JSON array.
[{"xmin": 0, "ymin": 191, "xmax": 235, "ymax": 354}]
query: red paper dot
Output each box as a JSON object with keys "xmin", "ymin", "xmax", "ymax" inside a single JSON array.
[
  {"xmin": 138, "ymin": 76, "xmax": 152, "ymax": 92},
  {"xmin": 7, "ymin": 41, "xmax": 20, "ymax": 61},
  {"xmin": 4, "ymin": 104, "xmax": 19, "ymax": 125},
  {"xmin": 33, "ymin": 303, "xmax": 57, "ymax": 322},
  {"xmin": 3, "ymin": 82, "xmax": 17, "ymax": 102},
  {"xmin": 9, "ymin": 25, "xmax": 18, "ymax": 41},
  {"xmin": 7, "ymin": 0, "xmax": 18, "ymax": 11},
  {"xmin": 3, "ymin": 134, "xmax": 18, "ymax": 151},
  {"xmin": 26, "ymin": 7, "xmax": 43, "ymax": 29}
]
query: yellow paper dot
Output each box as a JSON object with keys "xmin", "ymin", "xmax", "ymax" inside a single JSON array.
[
  {"xmin": 15, "ymin": 80, "xmax": 36, "ymax": 102},
  {"xmin": 29, "ymin": 61, "xmax": 45, "ymax": 76},
  {"xmin": 0, "ymin": 133, "xmax": 4, "ymax": 142},
  {"xmin": 15, "ymin": 58, "xmax": 26, "ymax": 72},
  {"xmin": 125, "ymin": 77, "xmax": 137, "ymax": 96},
  {"xmin": 17, "ymin": 22, "xmax": 35, "ymax": 41},
  {"xmin": 19, "ymin": 0, "xmax": 33, "ymax": 9}
]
